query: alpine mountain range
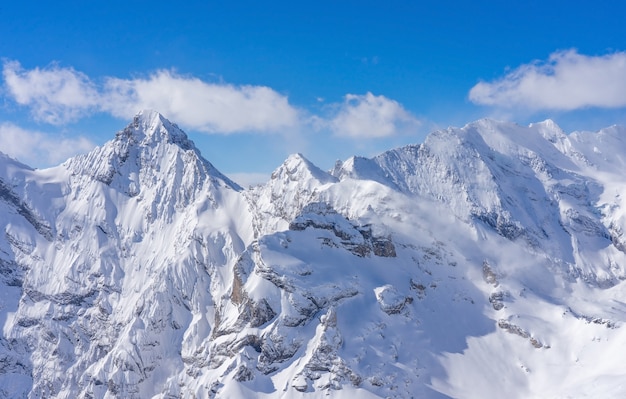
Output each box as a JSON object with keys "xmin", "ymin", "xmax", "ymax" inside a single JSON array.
[{"xmin": 2, "ymin": 110, "xmax": 626, "ymax": 398}]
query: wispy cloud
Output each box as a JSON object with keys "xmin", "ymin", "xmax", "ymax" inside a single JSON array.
[
  {"xmin": 3, "ymin": 61, "xmax": 100, "ymax": 124},
  {"xmin": 469, "ymin": 50, "xmax": 626, "ymax": 111},
  {"xmin": 329, "ymin": 92, "xmax": 420, "ymax": 138},
  {"xmin": 0, "ymin": 122, "xmax": 95, "ymax": 166}
]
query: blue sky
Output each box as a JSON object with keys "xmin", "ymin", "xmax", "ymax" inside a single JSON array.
[{"xmin": 2, "ymin": 1, "xmax": 626, "ymax": 186}]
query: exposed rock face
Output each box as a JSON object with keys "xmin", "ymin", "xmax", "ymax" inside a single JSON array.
[
  {"xmin": 289, "ymin": 202, "xmax": 396, "ymax": 258},
  {"xmin": 497, "ymin": 319, "xmax": 545, "ymax": 349},
  {"xmin": 291, "ymin": 307, "xmax": 362, "ymax": 391}
]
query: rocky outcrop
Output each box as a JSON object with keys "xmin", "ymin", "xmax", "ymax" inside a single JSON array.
[
  {"xmin": 289, "ymin": 202, "xmax": 396, "ymax": 258},
  {"xmin": 497, "ymin": 319, "xmax": 545, "ymax": 349},
  {"xmin": 291, "ymin": 307, "xmax": 362, "ymax": 392}
]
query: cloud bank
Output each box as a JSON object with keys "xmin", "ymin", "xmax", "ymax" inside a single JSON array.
[
  {"xmin": 2, "ymin": 61, "xmax": 419, "ymax": 139},
  {"xmin": 469, "ymin": 50, "xmax": 626, "ymax": 111}
]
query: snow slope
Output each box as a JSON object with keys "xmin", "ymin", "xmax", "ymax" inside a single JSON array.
[{"xmin": 2, "ymin": 112, "xmax": 626, "ymax": 398}]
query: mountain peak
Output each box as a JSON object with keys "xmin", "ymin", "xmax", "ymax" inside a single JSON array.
[
  {"xmin": 64, "ymin": 111, "xmax": 241, "ymax": 195},
  {"xmin": 115, "ymin": 110, "xmax": 192, "ymax": 150},
  {"xmin": 273, "ymin": 153, "xmax": 338, "ymax": 184},
  {"xmin": 532, "ymin": 118, "xmax": 559, "ymax": 128},
  {"xmin": 530, "ymin": 119, "xmax": 559, "ymax": 133}
]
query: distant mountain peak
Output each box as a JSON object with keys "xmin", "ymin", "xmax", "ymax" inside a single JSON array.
[
  {"xmin": 529, "ymin": 119, "xmax": 567, "ymax": 143},
  {"xmin": 272, "ymin": 153, "xmax": 338, "ymax": 184},
  {"xmin": 532, "ymin": 118, "xmax": 560, "ymax": 128}
]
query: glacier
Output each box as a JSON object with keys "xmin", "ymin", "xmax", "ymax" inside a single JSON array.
[{"xmin": 2, "ymin": 110, "xmax": 626, "ymax": 398}]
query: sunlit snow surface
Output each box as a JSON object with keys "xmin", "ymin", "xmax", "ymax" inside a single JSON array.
[{"xmin": 2, "ymin": 111, "xmax": 626, "ymax": 398}]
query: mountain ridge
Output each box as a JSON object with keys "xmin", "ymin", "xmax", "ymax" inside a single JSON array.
[{"xmin": 2, "ymin": 111, "xmax": 626, "ymax": 398}]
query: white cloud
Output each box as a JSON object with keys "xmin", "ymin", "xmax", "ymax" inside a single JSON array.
[
  {"xmin": 0, "ymin": 123, "xmax": 95, "ymax": 166},
  {"xmin": 1, "ymin": 61, "xmax": 421, "ymax": 141},
  {"xmin": 469, "ymin": 50, "xmax": 626, "ymax": 111},
  {"xmin": 102, "ymin": 71, "xmax": 301, "ymax": 134},
  {"xmin": 329, "ymin": 92, "xmax": 420, "ymax": 138},
  {"xmin": 2, "ymin": 61, "xmax": 301, "ymax": 134},
  {"xmin": 2, "ymin": 61, "xmax": 100, "ymax": 124}
]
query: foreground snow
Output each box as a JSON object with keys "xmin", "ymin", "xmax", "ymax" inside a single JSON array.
[{"xmin": 1, "ymin": 111, "xmax": 626, "ymax": 398}]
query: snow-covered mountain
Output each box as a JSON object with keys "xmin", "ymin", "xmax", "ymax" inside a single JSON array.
[{"xmin": 2, "ymin": 110, "xmax": 626, "ymax": 398}]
